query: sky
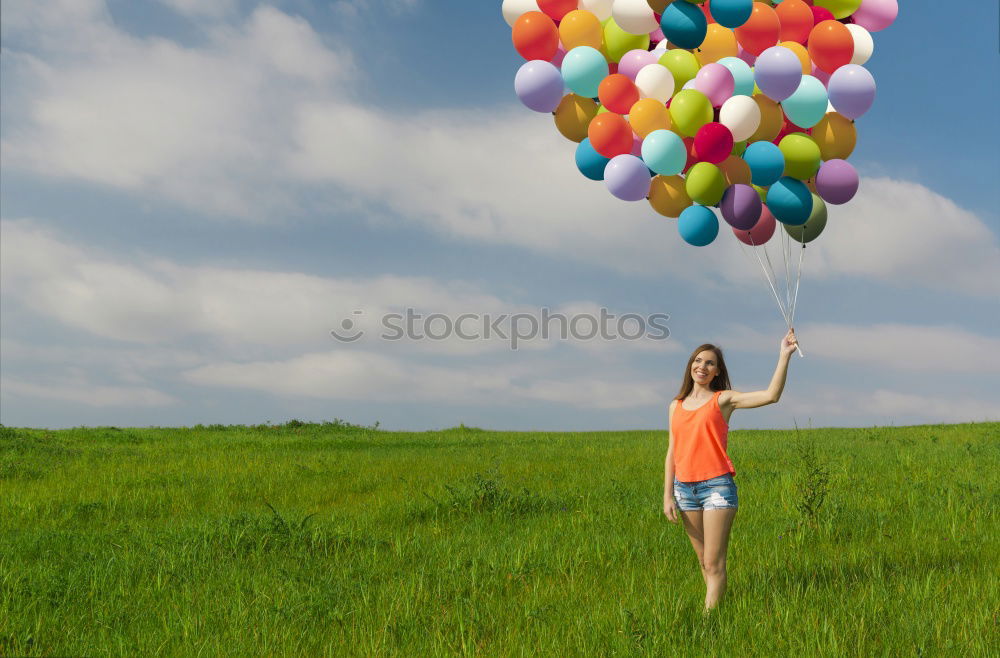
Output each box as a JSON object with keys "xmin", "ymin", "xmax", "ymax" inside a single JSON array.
[{"xmin": 1, "ymin": 0, "xmax": 998, "ymax": 431}]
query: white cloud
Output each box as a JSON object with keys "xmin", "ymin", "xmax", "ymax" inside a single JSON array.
[
  {"xmin": 157, "ymin": 0, "xmax": 237, "ymax": 18},
  {"xmin": 1, "ymin": 374, "xmax": 176, "ymax": 407},
  {"xmin": 786, "ymin": 388, "xmax": 998, "ymax": 425},
  {"xmin": 721, "ymin": 322, "xmax": 1000, "ymax": 374}
]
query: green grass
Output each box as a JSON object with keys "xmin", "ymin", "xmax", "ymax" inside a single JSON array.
[{"xmin": 0, "ymin": 420, "xmax": 997, "ymax": 656}]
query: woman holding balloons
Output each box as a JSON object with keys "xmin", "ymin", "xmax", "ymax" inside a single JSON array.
[{"xmin": 663, "ymin": 328, "xmax": 797, "ymax": 614}]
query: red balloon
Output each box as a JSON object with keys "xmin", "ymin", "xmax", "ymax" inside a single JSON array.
[
  {"xmin": 512, "ymin": 11, "xmax": 558, "ymax": 61},
  {"xmin": 773, "ymin": 118, "xmax": 811, "ymax": 144},
  {"xmin": 734, "ymin": 3, "xmax": 780, "ymax": 56},
  {"xmin": 775, "ymin": 0, "xmax": 814, "ymax": 45},
  {"xmin": 810, "ymin": 6, "xmax": 835, "ymax": 25},
  {"xmin": 598, "ymin": 74, "xmax": 640, "ymax": 115},
  {"xmin": 588, "ymin": 113, "xmax": 634, "ymax": 158},
  {"xmin": 808, "ymin": 20, "xmax": 853, "ymax": 73},
  {"xmin": 683, "ymin": 137, "xmax": 698, "ymax": 173},
  {"xmin": 693, "ymin": 122, "xmax": 735, "ymax": 165},
  {"xmin": 537, "ymin": 0, "xmax": 578, "ymax": 21},
  {"xmin": 734, "ymin": 203, "xmax": 777, "ymax": 246}
]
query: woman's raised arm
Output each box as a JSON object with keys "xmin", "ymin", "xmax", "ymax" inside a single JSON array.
[{"xmin": 720, "ymin": 329, "xmax": 797, "ymax": 410}]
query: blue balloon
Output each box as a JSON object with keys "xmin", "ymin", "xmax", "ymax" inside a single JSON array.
[
  {"xmin": 743, "ymin": 142, "xmax": 785, "ymax": 187},
  {"xmin": 576, "ymin": 138, "xmax": 611, "ymax": 181},
  {"xmin": 678, "ymin": 205, "xmax": 719, "ymax": 247},
  {"xmin": 708, "ymin": 0, "xmax": 753, "ymax": 28},
  {"xmin": 716, "ymin": 57, "xmax": 754, "ymax": 96},
  {"xmin": 660, "ymin": 2, "xmax": 707, "ymax": 50},
  {"xmin": 782, "ymin": 75, "xmax": 828, "ymax": 129},
  {"xmin": 767, "ymin": 177, "xmax": 814, "ymax": 226},
  {"xmin": 561, "ymin": 46, "xmax": 608, "ymax": 99},
  {"xmin": 641, "ymin": 129, "xmax": 687, "ymax": 176}
]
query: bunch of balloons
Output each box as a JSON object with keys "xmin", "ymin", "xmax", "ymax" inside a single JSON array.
[{"xmin": 505, "ymin": 0, "xmax": 897, "ymax": 247}]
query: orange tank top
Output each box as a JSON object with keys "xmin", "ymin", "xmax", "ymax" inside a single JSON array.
[{"xmin": 671, "ymin": 390, "xmax": 736, "ymax": 482}]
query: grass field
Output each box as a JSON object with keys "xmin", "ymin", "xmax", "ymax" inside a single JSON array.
[{"xmin": 0, "ymin": 420, "xmax": 996, "ymax": 656}]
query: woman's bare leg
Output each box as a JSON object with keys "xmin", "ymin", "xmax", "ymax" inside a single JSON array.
[
  {"xmin": 702, "ymin": 507, "xmax": 738, "ymax": 612},
  {"xmin": 679, "ymin": 509, "xmax": 708, "ymax": 584}
]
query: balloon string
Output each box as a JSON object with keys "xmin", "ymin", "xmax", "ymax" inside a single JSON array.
[
  {"xmin": 782, "ymin": 227, "xmax": 792, "ymax": 314},
  {"xmin": 759, "ymin": 239, "xmax": 790, "ymax": 326},
  {"xmin": 790, "ymin": 239, "xmax": 806, "ymax": 358},
  {"xmin": 745, "ymin": 236, "xmax": 790, "ymax": 327}
]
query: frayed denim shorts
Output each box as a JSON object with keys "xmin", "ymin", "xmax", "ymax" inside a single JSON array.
[{"xmin": 673, "ymin": 473, "xmax": 738, "ymax": 511}]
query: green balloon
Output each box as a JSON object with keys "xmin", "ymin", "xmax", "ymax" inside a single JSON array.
[
  {"xmin": 785, "ymin": 193, "xmax": 827, "ymax": 243},
  {"xmin": 603, "ymin": 19, "xmax": 649, "ymax": 63},
  {"xmin": 685, "ymin": 162, "xmax": 726, "ymax": 206},
  {"xmin": 659, "ymin": 49, "xmax": 701, "ymax": 91},
  {"xmin": 779, "ymin": 133, "xmax": 821, "ymax": 180},
  {"xmin": 596, "ymin": 104, "xmax": 610, "ymax": 115},
  {"xmin": 731, "ymin": 141, "xmax": 747, "ymax": 157},
  {"xmin": 813, "ymin": 0, "xmax": 862, "ymax": 20},
  {"xmin": 670, "ymin": 89, "xmax": 713, "ymax": 137}
]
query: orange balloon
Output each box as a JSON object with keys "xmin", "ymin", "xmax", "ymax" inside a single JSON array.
[
  {"xmin": 588, "ymin": 113, "xmax": 634, "ymax": 158},
  {"xmin": 629, "ymin": 99, "xmax": 672, "ymax": 138},
  {"xmin": 554, "ymin": 94, "xmax": 600, "ymax": 142},
  {"xmin": 598, "ymin": 74, "xmax": 640, "ymax": 115},
  {"xmin": 512, "ymin": 11, "xmax": 559, "ymax": 61},
  {"xmin": 734, "ymin": 3, "xmax": 780, "ymax": 56},
  {"xmin": 749, "ymin": 94, "xmax": 783, "ymax": 142},
  {"xmin": 775, "ymin": 0, "xmax": 813, "ymax": 45},
  {"xmin": 812, "ymin": 112, "xmax": 857, "ymax": 160},
  {"xmin": 648, "ymin": 175, "xmax": 693, "ymax": 218},
  {"xmin": 538, "ymin": 0, "xmax": 579, "ymax": 21},
  {"xmin": 695, "ymin": 23, "xmax": 738, "ymax": 66},
  {"xmin": 718, "ymin": 155, "xmax": 753, "ymax": 186},
  {"xmin": 808, "ymin": 20, "xmax": 853, "ymax": 73},
  {"xmin": 781, "ymin": 41, "xmax": 811, "ymax": 74},
  {"xmin": 559, "ymin": 10, "xmax": 603, "ymax": 50}
]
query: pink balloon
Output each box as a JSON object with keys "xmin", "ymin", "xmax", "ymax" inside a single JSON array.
[
  {"xmin": 630, "ymin": 132, "xmax": 643, "ymax": 157},
  {"xmin": 734, "ymin": 203, "xmax": 776, "ymax": 246},
  {"xmin": 852, "ymin": 0, "xmax": 898, "ymax": 32},
  {"xmin": 618, "ymin": 49, "xmax": 659, "ymax": 81},
  {"xmin": 737, "ymin": 45, "xmax": 757, "ymax": 67},
  {"xmin": 811, "ymin": 62, "xmax": 831, "ymax": 87},
  {"xmin": 550, "ymin": 44, "xmax": 567, "ymax": 69},
  {"xmin": 650, "ymin": 27, "xmax": 665, "ymax": 42},
  {"xmin": 694, "ymin": 63, "xmax": 736, "ymax": 107}
]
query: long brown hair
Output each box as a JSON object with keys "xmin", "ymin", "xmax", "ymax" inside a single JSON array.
[{"xmin": 675, "ymin": 343, "xmax": 732, "ymax": 401}]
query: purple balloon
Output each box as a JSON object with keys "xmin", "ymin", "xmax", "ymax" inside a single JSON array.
[
  {"xmin": 514, "ymin": 60, "xmax": 564, "ymax": 113},
  {"xmin": 618, "ymin": 49, "xmax": 659, "ymax": 81},
  {"xmin": 852, "ymin": 0, "xmax": 898, "ymax": 32},
  {"xmin": 605, "ymin": 155, "xmax": 653, "ymax": 202},
  {"xmin": 695, "ymin": 63, "xmax": 736, "ymax": 107},
  {"xmin": 815, "ymin": 159, "xmax": 859, "ymax": 205},
  {"xmin": 754, "ymin": 46, "xmax": 802, "ymax": 102},
  {"xmin": 720, "ymin": 184, "xmax": 763, "ymax": 230},
  {"xmin": 828, "ymin": 64, "xmax": 876, "ymax": 120}
]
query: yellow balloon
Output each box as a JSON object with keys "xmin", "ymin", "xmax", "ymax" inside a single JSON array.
[
  {"xmin": 695, "ymin": 24, "xmax": 738, "ymax": 66},
  {"xmin": 628, "ymin": 98, "xmax": 672, "ymax": 138},
  {"xmin": 560, "ymin": 10, "xmax": 603, "ymax": 50},
  {"xmin": 648, "ymin": 175, "xmax": 692, "ymax": 218},
  {"xmin": 749, "ymin": 94, "xmax": 783, "ymax": 142},
  {"xmin": 718, "ymin": 155, "xmax": 752, "ymax": 186},
  {"xmin": 812, "ymin": 112, "xmax": 857, "ymax": 160},
  {"xmin": 780, "ymin": 41, "xmax": 811, "ymax": 75},
  {"xmin": 554, "ymin": 94, "xmax": 600, "ymax": 142}
]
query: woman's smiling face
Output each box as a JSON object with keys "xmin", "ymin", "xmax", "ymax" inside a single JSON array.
[{"xmin": 691, "ymin": 350, "xmax": 719, "ymax": 385}]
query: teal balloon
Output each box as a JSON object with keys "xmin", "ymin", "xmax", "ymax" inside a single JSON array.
[
  {"xmin": 782, "ymin": 75, "xmax": 829, "ymax": 129},
  {"xmin": 641, "ymin": 129, "xmax": 687, "ymax": 176},
  {"xmin": 561, "ymin": 46, "xmax": 608, "ymax": 98},
  {"xmin": 660, "ymin": 1, "xmax": 708, "ymax": 50},
  {"xmin": 716, "ymin": 57, "xmax": 755, "ymax": 97},
  {"xmin": 767, "ymin": 177, "xmax": 813, "ymax": 226},
  {"xmin": 576, "ymin": 138, "xmax": 611, "ymax": 181},
  {"xmin": 743, "ymin": 141, "xmax": 785, "ymax": 186},
  {"xmin": 709, "ymin": 0, "xmax": 753, "ymax": 29},
  {"xmin": 784, "ymin": 193, "xmax": 827, "ymax": 243},
  {"xmin": 678, "ymin": 205, "xmax": 719, "ymax": 247}
]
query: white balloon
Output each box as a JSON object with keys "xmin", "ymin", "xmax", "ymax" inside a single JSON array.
[
  {"xmin": 635, "ymin": 63, "xmax": 675, "ymax": 103},
  {"xmin": 580, "ymin": 0, "xmax": 613, "ymax": 22},
  {"xmin": 611, "ymin": 0, "xmax": 658, "ymax": 35},
  {"xmin": 652, "ymin": 38, "xmax": 669, "ymax": 53},
  {"xmin": 719, "ymin": 95, "xmax": 761, "ymax": 142},
  {"xmin": 502, "ymin": 0, "xmax": 540, "ymax": 27},
  {"xmin": 847, "ymin": 24, "xmax": 874, "ymax": 66}
]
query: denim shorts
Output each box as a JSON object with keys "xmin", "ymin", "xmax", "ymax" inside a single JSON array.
[{"xmin": 673, "ymin": 473, "xmax": 738, "ymax": 511}]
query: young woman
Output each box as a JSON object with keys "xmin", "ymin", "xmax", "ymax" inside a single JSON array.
[{"xmin": 663, "ymin": 328, "xmax": 798, "ymax": 615}]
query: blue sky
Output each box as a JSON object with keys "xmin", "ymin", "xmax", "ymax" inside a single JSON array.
[{"xmin": 1, "ymin": 0, "xmax": 998, "ymax": 431}]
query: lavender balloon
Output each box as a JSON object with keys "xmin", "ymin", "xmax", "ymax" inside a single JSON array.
[
  {"xmin": 828, "ymin": 64, "xmax": 876, "ymax": 120},
  {"xmin": 605, "ymin": 155, "xmax": 653, "ymax": 202},
  {"xmin": 815, "ymin": 159, "xmax": 859, "ymax": 205},
  {"xmin": 618, "ymin": 49, "xmax": 659, "ymax": 81},
  {"xmin": 754, "ymin": 46, "xmax": 803, "ymax": 102},
  {"xmin": 720, "ymin": 184, "xmax": 763, "ymax": 230},
  {"xmin": 514, "ymin": 60, "xmax": 564, "ymax": 113},
  {"xmin": 694, "ymin": 63, "xmax": 736, "ymax": 107}
]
